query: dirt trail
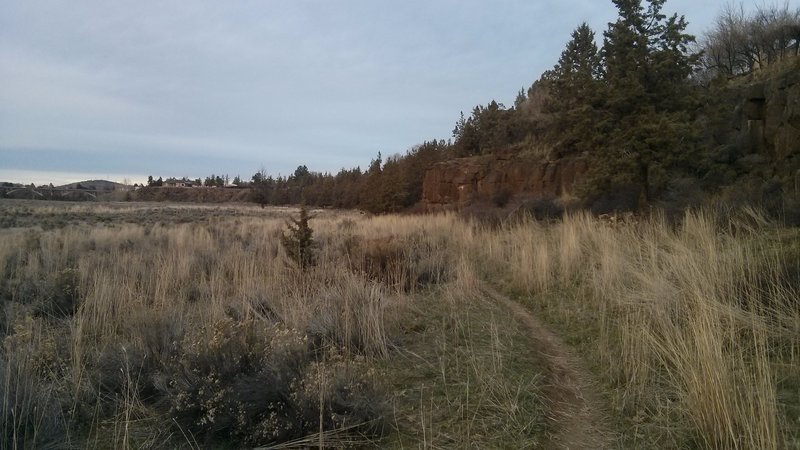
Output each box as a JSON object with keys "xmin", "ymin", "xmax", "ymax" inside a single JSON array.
[{"xmin": 482, "ymin": 285, "xmax": 613, "ymax": 449}]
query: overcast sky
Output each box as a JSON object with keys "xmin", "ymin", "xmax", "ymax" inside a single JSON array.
[{"xmin": 0, "ymin": 0, "xmax": 757, "ymax": 185}]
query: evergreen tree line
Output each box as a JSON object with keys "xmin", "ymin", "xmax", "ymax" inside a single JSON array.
[
  {"xmin": 144, "ymin": 175, "xmax": 249, "ymax": 187},
  {"xmin": 250, "ymin": 140, "xmax": 450, "ymax": 213}
]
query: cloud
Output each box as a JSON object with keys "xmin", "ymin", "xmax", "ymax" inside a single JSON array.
[
  {"xmin": 0, "ymin": 0, "xmax": 735, "ymax": 182},
  {"xmin": 0, "ymin": 48, "xmax": 146, "ymax": 117}
]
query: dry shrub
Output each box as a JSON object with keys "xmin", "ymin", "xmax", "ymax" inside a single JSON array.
[
  {"xmin": 347, "ymin": 237, "xmax": 407, "ymax": 288},
  {"xmin": 161, "ymin": 318, "xmax": 386, "ymax": 446},
  {"xmin": 344, "ymin": 235, "xmax": 450, "ymax": 292}
]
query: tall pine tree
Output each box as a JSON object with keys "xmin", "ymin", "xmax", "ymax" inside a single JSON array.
[
  {"xmin": 587, "ymin": 0, "xmax": 700, "ymax": 206},
  {"xmin": 545, "ymin": 23, "xmax": 600, "ymax": 110},
  {"xmin": 542, "ymin": 23, "xmax": 603, "ymax": 157}
]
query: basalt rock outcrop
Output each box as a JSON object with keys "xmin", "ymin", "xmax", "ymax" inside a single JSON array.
[
  {"xmin": 422, "ymin": 154, "xmax": 587, "ymax": 209},
  {"xmin": 710, "ymin": 58, "xmax": 800, "ymax": 190}
]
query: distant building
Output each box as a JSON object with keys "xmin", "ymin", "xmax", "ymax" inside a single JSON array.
[{"xmin": 164, "ymin": 178, "xmax": 195, "ymax": 188}]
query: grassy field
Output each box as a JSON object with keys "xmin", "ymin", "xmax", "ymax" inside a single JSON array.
[{"xmin": 0, "ymin": 199, "xmax": 798, "ymax": 448}]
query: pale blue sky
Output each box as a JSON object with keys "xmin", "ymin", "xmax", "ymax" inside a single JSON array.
[{"xmin": 0, "ymin": 0, "xmax": 760, "ymax": 185}]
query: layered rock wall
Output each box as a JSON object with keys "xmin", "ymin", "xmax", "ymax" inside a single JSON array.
[{"xmin": 422, "ymin": 154, "xmax": 587, "ymax": 208}]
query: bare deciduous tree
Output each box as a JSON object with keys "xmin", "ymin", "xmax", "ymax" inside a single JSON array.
[{"xmin": 700, "ymin": 2, "xmax": 800, "ymax": 78}]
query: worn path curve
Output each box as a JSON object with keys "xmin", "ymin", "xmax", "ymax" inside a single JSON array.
[{"xmin": 482, "ymin": 285, "xmax": 613, "ymax": 449}]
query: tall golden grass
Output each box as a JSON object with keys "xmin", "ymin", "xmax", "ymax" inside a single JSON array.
[{"xmin": 470, "ymin": 210, "xmax": 799, "ymax": 448}]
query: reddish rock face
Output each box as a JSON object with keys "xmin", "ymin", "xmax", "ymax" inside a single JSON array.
[{"xmin": 422, "ymin": 154, "xmax": 587, "ymax": 208}]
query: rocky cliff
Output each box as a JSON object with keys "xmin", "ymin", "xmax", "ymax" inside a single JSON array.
[
  {"xmin": 710, "ymin": 57, "xmax": 800, "ymax": 190},
  {"xmin": 740, "ymin": 66, "xmax": 800, "ymax": 163},
  {"xmin": 422, "ymin": 153, "xmax": 587, "ymax": 209}
]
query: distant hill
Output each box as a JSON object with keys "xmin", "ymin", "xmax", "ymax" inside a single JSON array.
[{"xmin": 57, "ymin": 180, "xmax": 126, "ymax": 191}]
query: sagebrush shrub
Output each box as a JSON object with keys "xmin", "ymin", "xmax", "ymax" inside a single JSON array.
[{"xmin": 160, "ymin": 318, "xmax": 386, "ymax": 446}]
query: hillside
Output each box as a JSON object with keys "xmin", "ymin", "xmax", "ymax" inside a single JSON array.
[
  {"xmin": 57, "ymin": 180, "xmax": 126, "ymax": 191},
  {"xmin": 421, "ymin": 56, "xmax": 800, "ymax": 214},
  {"xmin": 1, "ymin": 180, "xmax": 130, "ymax": 202}
]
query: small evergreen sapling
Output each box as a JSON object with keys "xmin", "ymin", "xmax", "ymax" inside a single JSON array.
[{"xmin": 281, "ymin": 206, "xmax": 316, "ymax": 269}]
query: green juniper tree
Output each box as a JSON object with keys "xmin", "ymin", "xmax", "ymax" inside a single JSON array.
[
  {"xmin": 541, "ymin": 23, "xmax": 603, "ymax": 157},
  {"xmin": 545, "ymin": 23, "xmax": 600, "ymax": 110},
  {"xmin": 587, "ymin": 0, "xmax": 701, "ymax": 206},
  {"xmin": 281, "ymin": 205, "xmax": 316, "ymax": 270}
]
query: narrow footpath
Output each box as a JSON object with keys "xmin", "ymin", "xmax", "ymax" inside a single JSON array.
[{"xmin": 482, "ymin": 285, "xmax": 613, "ymax": 449}]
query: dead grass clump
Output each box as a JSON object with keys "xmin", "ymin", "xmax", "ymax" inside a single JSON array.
[
  {"xmin": 308, "ymin": 275, "xmax": 390, "ymax": 357},
  {"xmin": 266, "ymin": 264, "xmax": 396, "ymax": 359},
  {"xmin": 40, "ymin": 268, "xmax": 81, "ymax": 319},
  {"xmin": 0, "ymin": 355, "xmax": 67, "ymax": 449},
  {"xmin": 347, "ymin": 237, "xmax": 407, "ymax": 288},
  {"xmin": 344, "ymin": 234, "xmax": 451, "ymax": 293}
]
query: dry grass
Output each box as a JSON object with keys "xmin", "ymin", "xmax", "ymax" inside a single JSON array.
[
  {"xmin": 470, "ymin": 209, "xmax": 800, "ymax": 448},
  {"xmin": 379, "ymin": 264, "xmax": 548, "ymax": 449},
  {"xmin": 0, "ymin": 204, "xmax": 450, "ymax": 447},
  {"xmin": 1, "ymin": 202, "xmax": 517, "ymax": 448},
  {"xmin": 1, "ymin": 199, "xmax": 797, "ymax": 448}
]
